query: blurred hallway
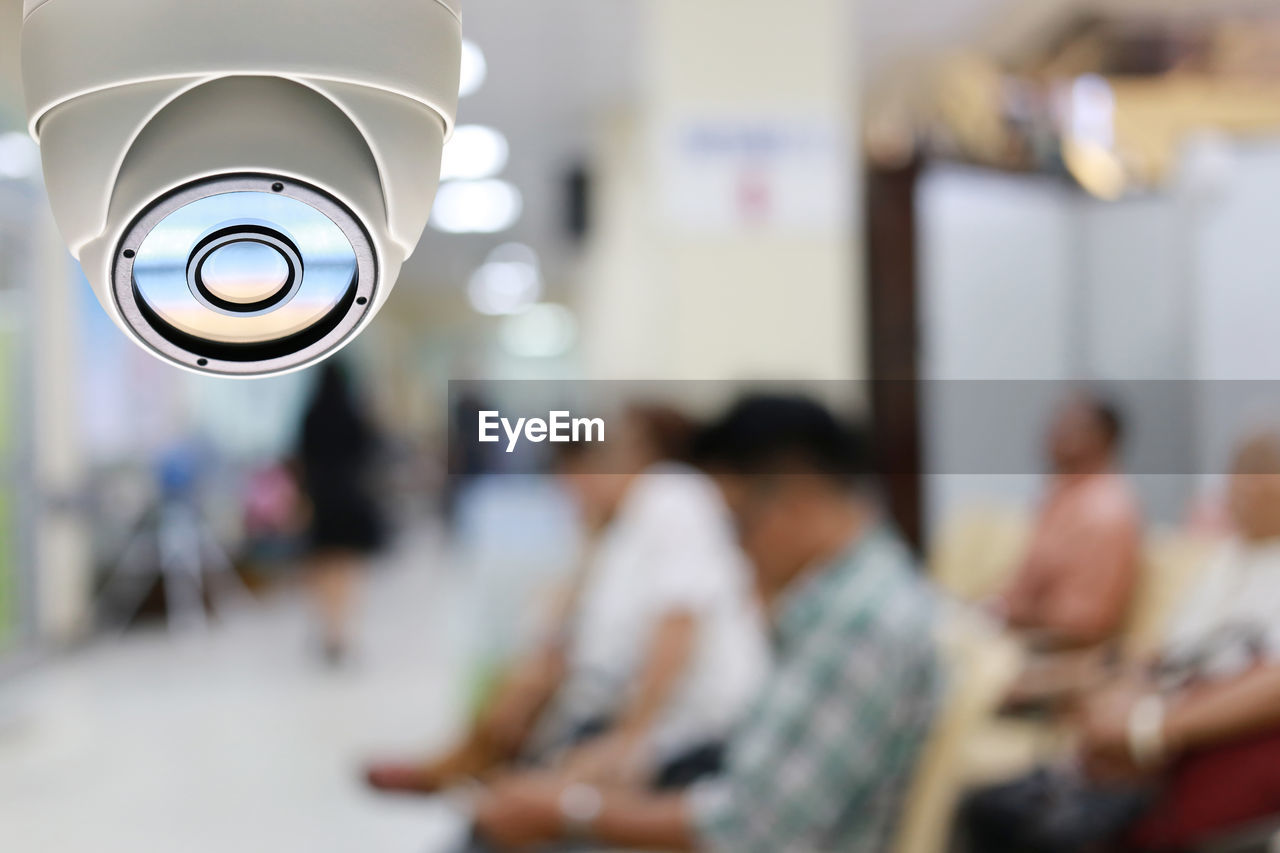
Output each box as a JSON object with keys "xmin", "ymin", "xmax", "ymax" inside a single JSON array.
[
  {"xmin": 0, "ymin": 523, "xmax": 475, "ymax": 853},
  {"xmin": 9, "ymin": 0, "xmax": 1280, "ymax": 850}
]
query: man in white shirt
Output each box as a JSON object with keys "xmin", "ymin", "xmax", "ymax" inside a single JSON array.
[
  {"xmin": 555, "ymin": 461, "xmax": 771, "ymax": 776},
  {"xmin": 366, "ymin": 406, "xmax": 769, "ymax": 795}
]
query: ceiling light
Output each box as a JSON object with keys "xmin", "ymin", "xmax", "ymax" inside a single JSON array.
[
  {"xmin": 430, "ymin": 179, "xmax": 523, "ymax": 234},
  {"xmin": 459, "ymin": 39, "xmax": 487, "ymax": 98},
  {"xmin": 499, "ymin": 303, "xmax": 577, "ymax": 359},
  {"xmin": 0, "ymin": 132, "xmax": 40, "ymax": 180},
  {"xmin": 1063, "ymin": 139, "xmax": 1126, "ymax": 201},
  {"xmin": 468, "ymin": 260, "xmax": 542, "ymax": 316},
  {"xmin": 1068, "ymin": 74, "xmax": 1115, "ymax": 149},
  {"xmin": 440, "ymin": 125, "xmax": 510, "ymax": 181},
  {"xmin": 486, "ymin": 242, "xmax": 540, "ymax": 268}
]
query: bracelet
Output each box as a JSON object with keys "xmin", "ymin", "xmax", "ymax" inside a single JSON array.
[
  {"xmin": 558, "ymin": 783, "xmax": 604, "ymax": 839},
  {"xmin": 1127, "ymin": 694, "xmax": 1167, "ymax": 770}
]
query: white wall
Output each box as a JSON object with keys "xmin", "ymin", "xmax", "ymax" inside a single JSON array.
[
  {"xmin": 917, "ymin": 155, "xmax": 1246, "ymax": 532},
  {"xmin": 1192, "ymin": 141, "xmax": 1280, "ymax": 496},
  {"xmin": 918, "ymin": 166, "xmax": 1075, "ymax": 532},
  {"xmin": 1195, "ymin": 143, "xmax": 1280, "ymax": 381}
]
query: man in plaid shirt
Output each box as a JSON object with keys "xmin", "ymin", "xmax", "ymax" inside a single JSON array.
[{"xmin": 473, "ymin": 396, "xmax": 941, "ymax": 853}]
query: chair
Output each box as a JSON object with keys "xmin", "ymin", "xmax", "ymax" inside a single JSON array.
[
  {"xmin": 894, "ymin": 606, "xmax": 1023, "ymax": 853},
  {"xmin": 928, "ymin": 505, "xmax": 1030, "ymax": 603},
  {"xmin": 1123, "ymin": 529, "xmax": 1217, "ymax": 659}
]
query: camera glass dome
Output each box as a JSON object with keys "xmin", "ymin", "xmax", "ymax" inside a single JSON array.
[
  {"xmin": 114, "ymin": 175, "xmax": 376, "ymax": 376},
  {"xmin": 199, "ymin": 240, "xmax": 291, "ymax": 305}
]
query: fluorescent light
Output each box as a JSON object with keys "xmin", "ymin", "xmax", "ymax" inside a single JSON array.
[
  {"xmin": 0, "ymin": 132, "xmax": 40, "ymax": 180},
  {"xmin": 1068, "ymin": 74, "xmax": 1115, "ymax": 149},
  {"xmin": 1063, "ymin": 140, "xmax": 1126, "ymax": 201},
  {"xmin": 468, "ymin": 244, "xmax": 543, "ymax": 315},
  {"xmin": 499, "ymin": 303, "xmax": 578, "ymax": 359},
  {"xmin": 431, "ymin": 179, "xmax": 523, "ymax": 234},
  {"xmin": 1062, "ymin": 75, "xmax": 1125, "ymax": 200},
  {"xmin": 459, "ymin": 39, "xmax": 487, "ymax": 98},
  {"xmin": 440, "ymin": 125, "xmax": 510, "ymax": 181},
  {"xmin": 486, "ymin": 242, "xmax": 540, "ymax": 267},
  {"xmin": 468, "ymin": 261, "xmax": 542, "ymax": 316}
]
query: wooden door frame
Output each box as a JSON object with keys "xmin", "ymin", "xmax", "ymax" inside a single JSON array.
[{"xmin": 865, "ymin": 158, "xmax": 924, "ymax": 551}]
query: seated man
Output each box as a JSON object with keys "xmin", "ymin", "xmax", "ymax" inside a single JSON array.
[
  {"xmin": 470, "ymin": 395, "xmax": 942, "ymax": 853},
  {"xmin": 991, "ymin": 392, "xmax": 1142, "ymax": 651},
  {"xmin": 964, "ymin": 430, "xmax": 1280, "ymax": 852},
  {"xmin": 367, "ymin": 405, "xmax": 769, "ymax": 794}
]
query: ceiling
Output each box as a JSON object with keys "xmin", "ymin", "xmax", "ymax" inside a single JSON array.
[
  {"xmin": 403, "ymin": 0, "xmax": 643, "ymax": 296},
  {"xmin": 0, "ymin": 0, "xmax": 1248, "ymax": 311},
  {"xmin": 0, "ymin": 0, "xmax": 643, "ymax": 305}
]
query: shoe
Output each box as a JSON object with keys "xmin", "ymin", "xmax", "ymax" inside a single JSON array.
[{"xmin": 365, "ymin": 761, "xmax": 444, "ymax": 795}]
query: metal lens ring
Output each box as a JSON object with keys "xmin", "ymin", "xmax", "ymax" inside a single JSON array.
[{"xmin": 113, "ymin": 175, "xmax": 377, "ymax": 377}]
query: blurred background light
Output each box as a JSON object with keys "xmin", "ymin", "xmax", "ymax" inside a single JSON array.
[
  {"xmin": 467, "ymin": 252, "xmax": 542, "ymax": 317},
  {"xmin": 0, "ymin": 132, "xmax": 40, "ymax": 180},
  {"xmin": 440, "ymin": 125, "xmax": 510, "ymax": 181},
  {"xmin": 430, "ymin": 179, "xmax": 523, "ymax": 234},
  {"xmin": 1063, "ymin": 139, "xmax": 1127, "ymax": 201},
  {"xmin": 498, "ymin": 303, "xmax": 578, "ymax": 359},
  {"xmin": 1067, "ymin": 74, "xmax": 1116, "ymax": 149},
  {"xmin": 485, "ymin": 242, "xmax": 540, "ymax": 268},
  {"xmin": 458, "ymin": 39, "xmax": 488, "ymax": 98}
]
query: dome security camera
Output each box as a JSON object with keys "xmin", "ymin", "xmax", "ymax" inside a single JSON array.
[{"xmin": 20, "ymin": 0, "xmax": 462, "ymax": 377}]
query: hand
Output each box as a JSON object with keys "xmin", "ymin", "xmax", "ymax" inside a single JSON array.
[
  {"xmin": 474, "ymin": 775, "xmax": 566, "ymax": 850},
  {"xmin": 1077, "ymin": 680, "xmax": 1160, "ymax": 783},
  {"xmin": 479, "ymin": 654, "xmax": 560, "ymax": 755},
  {"xmin": 1004, "ymin": 649, "xmax": 1112, "ymax": 712},
  {"xmin": 560, "ymin": 732, "xmax": 649, "ymax": 787}
]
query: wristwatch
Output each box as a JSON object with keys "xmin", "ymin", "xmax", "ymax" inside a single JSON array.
[
  {"xmin": 1127, "ymin": 694, "xmax": 1168, "ymax": 770},
  {"xmin": 558, "ymin": 782, "xmax": 604, "ymax": 839}
]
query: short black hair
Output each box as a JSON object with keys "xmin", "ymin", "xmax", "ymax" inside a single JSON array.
[
  {"xmin": 625, "ymin": 403, "xmax": 698, "ymax": 464},
  {"xmin": 1081, "ymin": 392, "xmax": 1124, "ymax": 450},
  {"xmin": 694, "ymin": 394, "xmax": 870, "ymax": 489}
]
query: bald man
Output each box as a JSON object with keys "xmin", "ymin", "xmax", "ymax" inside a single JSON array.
[{"xmin": 992, "ymin": 394, "xmax": 1143, "ymax": 650}]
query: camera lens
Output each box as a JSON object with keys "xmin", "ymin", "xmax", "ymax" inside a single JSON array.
[
  {"xmin": 185, "ymin": 227, "xmax": 303, "ymax": 317},
  {"xmin": 132, "ymin": 190, "xmax": 355, "ymax": 344},
  {"xmin": 198, "ymin": 241, "xmax": 291, "ymax": 306},
  {"xmin": 117, "ymin": 176, "xmax": 375, "ymax": 374}
]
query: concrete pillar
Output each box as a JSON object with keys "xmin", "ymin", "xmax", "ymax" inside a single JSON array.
[
  {"xmin": 579, "ymin": 0, "xmax": 861, "ymax": 383},
  {"xmin": 30, "ymin": 195, "xmax": 91, "ymax": 642}
]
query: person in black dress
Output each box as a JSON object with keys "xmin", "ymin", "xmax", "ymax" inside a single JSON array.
[{"xmin": 296, "ymin": 360, "xmax": 385, "ymax": 663}]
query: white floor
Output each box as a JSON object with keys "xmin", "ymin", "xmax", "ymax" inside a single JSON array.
[{"xmin": 0, "ymin": 525, "xmax": 499, "ymax": 853}]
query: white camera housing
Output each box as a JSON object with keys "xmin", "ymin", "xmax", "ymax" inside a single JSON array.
[{"xmin": 21, "ymin": 0, "xmax": 461, "ymax": 376}]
